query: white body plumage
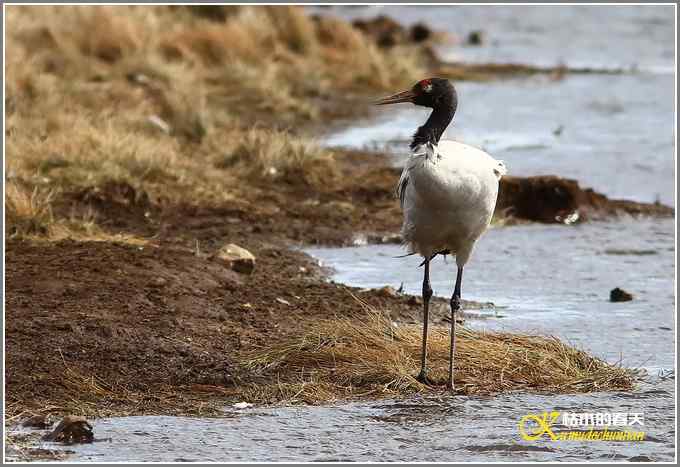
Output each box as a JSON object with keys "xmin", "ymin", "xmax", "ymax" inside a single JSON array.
[{"xmin": 398, "ymin": 140, "xmax": 507, "ymax": 266}]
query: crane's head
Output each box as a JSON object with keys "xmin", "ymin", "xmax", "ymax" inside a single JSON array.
[{"xmin": 374, "ymin": 78, "xmax": 456, "ymax": 109}]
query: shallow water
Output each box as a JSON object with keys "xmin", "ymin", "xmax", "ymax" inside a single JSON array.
[{"xmin": 28, "ymin": 378, "xmax": 675, "ymax": 462}]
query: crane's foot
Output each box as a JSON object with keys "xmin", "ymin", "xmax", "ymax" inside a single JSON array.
[
  {"xmin": 416, "ymin": 370, "xmax": 432, "ymax": 385},
  {"xmin": 446, "ymin": 379, "xmax": 455, "ymax": 393}
]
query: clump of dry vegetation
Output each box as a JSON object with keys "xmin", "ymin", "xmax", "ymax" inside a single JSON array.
[
  {"xmin": 4, "ymin": 180, "xmax": 140, "ymax": 242},
  {"xmin": 5, "ymin": 182, "xmax": 55, "ymax": 237},
  {"xmin": 242, "ymin": 304, "xmax": 635, "ymax": 404},
  {"xmin": 215, "ymin": 127, "xmax": 338, "ymax": 186},
  {"xmin": 5, "ymin": 5, "xmax": 425, "ymax": 239}
]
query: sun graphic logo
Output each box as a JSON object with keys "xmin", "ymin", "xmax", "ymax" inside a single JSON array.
[{"xmin": 518, "ymin": 411, "xmax": 561, "ymax": 441}]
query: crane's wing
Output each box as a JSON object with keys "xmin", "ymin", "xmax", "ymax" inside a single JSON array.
[
  {"xmin": 397, "ymin": 170, "xmax": 409, "ymax": 208},
  {"xmin": 396, "ymin": 143, "xmax": 435, "ymax": 208}
]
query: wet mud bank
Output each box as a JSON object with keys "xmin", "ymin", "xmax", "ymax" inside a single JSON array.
[
  {"xmin": 497, "ymin": 175, "xmax": 674, "ymax": 224},
  {"xmin": 6, "ymin": 239, "xmax": 450, "ymax": 418}
]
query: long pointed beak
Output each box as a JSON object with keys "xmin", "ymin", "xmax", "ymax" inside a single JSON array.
[{"xmin": 373, "ymin": 89, "xmax": 416, "ymax": 106}]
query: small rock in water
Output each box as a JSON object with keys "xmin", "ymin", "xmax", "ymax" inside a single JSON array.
[
  {"xmin": 466, "ymin": 30, "xmax": 484, "ymax": 45},
  {"xmin": 42, "ymin": 416, "xmax": 93, "ymax": 444},
  {"xmin": 213, "ymin": 243, "xmax": 256, "ymax": 274},
  {"xmin": 232, "ymin": 402, "xmax": 253, "ymax": 409},
  {"xmin": 610, "ymin": 287, "xmax": 633, "ymax": 302}
]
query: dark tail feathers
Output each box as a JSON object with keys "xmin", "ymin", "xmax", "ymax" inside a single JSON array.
[
  {"xmin": 419, "ymin": 249, "xmax": 451, "ymax": 267},
  {"xmin": 394, "ymin": 250, "xmax": 451, "ymax": 267}
]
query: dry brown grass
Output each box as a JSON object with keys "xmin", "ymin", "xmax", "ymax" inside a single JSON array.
[
  {"xmin": 242, "ymin": 301, "xmax": 635, "ymax": 404},
  {"xmin": 5, "ymin": 5, "xmax": 425, "ymax": 240},
  {"xmin": 4, "ymin": 181, "xmax": 146, "ymax": 244},
  {"xmin": 6, "ymin": 363, "xmax": 232, "ymax": 420},
  {"xmin": 4, "ymin": 303, "xmax": 637, "ymax": 419},
  {"xmin": 215, "ymin": 127, "xmax": 337, "ymax": 187},
  {"xmin": 5, "ymin": 182, "xmax": 55, "ymax": 237}
]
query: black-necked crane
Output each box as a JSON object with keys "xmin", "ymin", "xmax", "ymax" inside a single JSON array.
[{"xmin": 375, "ymin": 78, "xmax": 506, "ymax": 392}]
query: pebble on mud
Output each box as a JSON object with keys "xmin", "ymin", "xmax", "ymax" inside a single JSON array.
[
  {"xmin": 324, "ymin": 200, "xmax": 355, "ymax": 215},
  {"xmin": 42, "ymin": 416, "xmax": 94, "ymax": 444},
  {"xmin": 610, "ymin": 287, "xmax": 634, "ymax": 302},
  {"xmin": 152, "ymin": 277, "xmax": 168, "ymax": 287},
  {"xmin": 213, "ymin": 243, "xmax": 256, "ymax": 274},
  {"xmin": 232, "ymin": 402, "xmax": 253, "ymax": 409}
]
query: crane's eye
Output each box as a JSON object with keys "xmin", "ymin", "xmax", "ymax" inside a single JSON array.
[{"xmin": 419, "ymin": 79, "xmax": 433, "ymax": 93}]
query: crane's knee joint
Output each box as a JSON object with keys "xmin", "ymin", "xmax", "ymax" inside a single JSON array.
[
  {"xmin": 450, "ymin": 294, "xmax": 461, "ymax": 312},
  {"xmin": 422, "ymin": 284, "xmax": 433, "ymax": 301}
]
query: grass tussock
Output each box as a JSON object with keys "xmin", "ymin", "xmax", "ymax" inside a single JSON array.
[
  {"xmin": 243, "ymin": 306, "xmax": 635, "ymax": 404},
  {"xmin": 5, "ymin": 182, "xmax": 56, "ymax": 237},
  {"xmin": 5, "ymin": 181, "xmax": 146, "ymax": 244},
  {"xmin": 6, "ymin": 5, "xmax": 425, "ymax": 240}
]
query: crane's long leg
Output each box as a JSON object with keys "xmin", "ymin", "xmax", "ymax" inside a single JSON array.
[
  {"xmin": 448, "ymin": 266, "xmax": 463, "ymax": 392},
  {"xmin": 416, "ymin": 258, "xmax": 433, "ymax": 384}
]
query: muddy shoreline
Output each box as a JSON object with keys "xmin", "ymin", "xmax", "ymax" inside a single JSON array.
[{"xmin": 5, "ymin": 147, "xmax": 668, "ymax": 421}]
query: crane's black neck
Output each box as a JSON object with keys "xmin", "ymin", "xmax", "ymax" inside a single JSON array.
[{"xmin": 409, "ymin": 97, "xmax": 457, "ymax": 151}]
